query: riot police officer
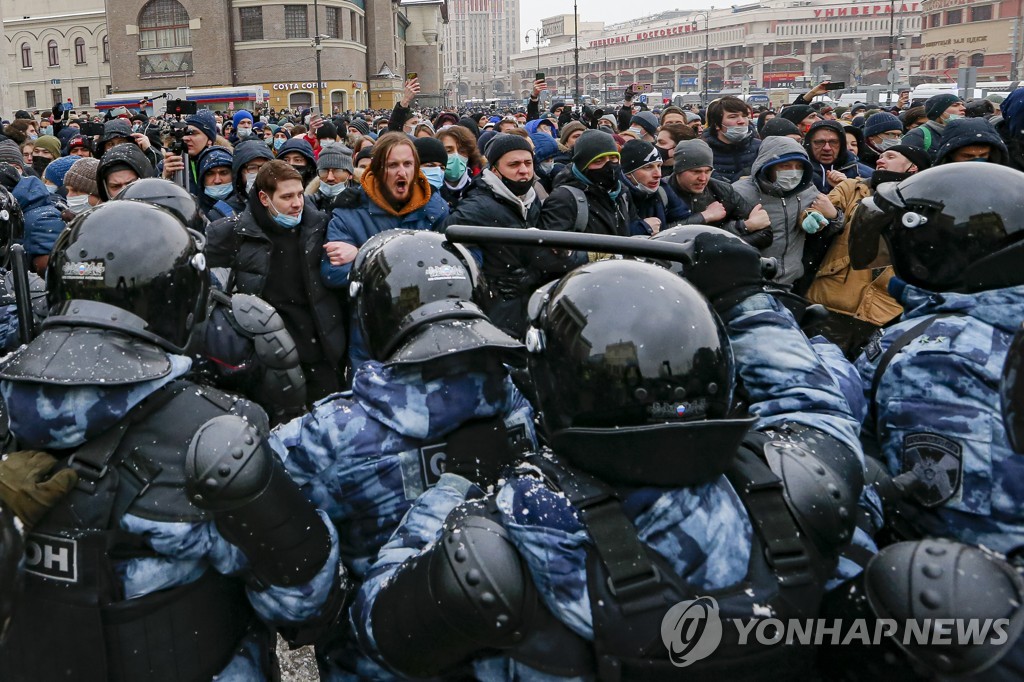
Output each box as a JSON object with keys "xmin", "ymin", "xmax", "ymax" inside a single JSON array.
[
  {"xmin": 352, "ymin": 235, "xmax": 872, "ymax": 679},
  {"xmin": 268, "ymin": 229, "xmax": 536, "ymax": 679},
  {"xmin": 113, "ymin": 178, "xmax": 307, "ymax": 424},
  {"xmin": 849, "ymin": 163, "xmax": 1024, "ymax": 554},
  {"xmin": 0, "ymin": 200, "xmax": 347, "ymax": 682}
]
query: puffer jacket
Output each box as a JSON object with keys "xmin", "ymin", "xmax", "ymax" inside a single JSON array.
[
  {"xmin": 14, "ymin": 174, "xmax": 65, "ymax": 257},
  {"xmin": 205, "ymin": 191, "xmax": 346, "ymax": 370},
  {"xmin": 702, "ymin": 127, "xmax": 761, "ymax": 183},
  {"xmin": 733, "ymin": 136, "xmax": 842, "ymax": 287},
  {"xmin": 806, "ymin": 177, "xmax": 902, "ymax": 327}
]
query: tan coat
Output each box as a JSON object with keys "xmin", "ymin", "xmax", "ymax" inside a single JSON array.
[{"xmin": 806, "ymin": 178, "xmax": 903, "ymax": 326}]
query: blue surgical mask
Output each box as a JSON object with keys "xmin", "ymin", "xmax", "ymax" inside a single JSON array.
[
  {"xmin": 204, "ymin": 184, "xmax": 233, "ymax": 199},
  {"xmin": 45, "ymin": 183, "xmax": 58, "ymax": 194},
  {"xmin": 422, "ymin": 166, "xmax": 445, "ymax": 189},
  {"xmin": 945, "ymin": 113, "xmax": 964, "ymax": 122},
  {"xmin": 41, "ymin": 126, "xmax": 53, "ymax": 136},
  {"xmin": 273, "ymin": 138, "xmax": 285, "ymax": 150},
  {"xmin": 445, "ymin": 154, "xmax": 467, "ymax": 182},
  {"xmin": 270, "ymin": 205, "xmax": 302, "ymax": 229},
  {"xmin": 319, "ymin": 181, "xmax": 346, "ymax": 197}
]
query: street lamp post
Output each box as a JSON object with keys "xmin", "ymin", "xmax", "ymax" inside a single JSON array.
[
  {"xmin": 573, "ymin": 0, "xmax": 581, "ymax": 104},
  {"xmin": 525, "ymin": 27, "xmax": 545, "ymax": 75},
  {"xmin": 313, "ymin": 0, "xmax": 324, "ymax": 113},
  {"xmin": 692, "ymin": 9, "xmax": 712, "ymax": 107}
]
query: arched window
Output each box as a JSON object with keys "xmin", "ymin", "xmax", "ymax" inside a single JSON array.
[
  {"xmin": 75, "ymin": 37, "xmax": 86, "ymax": 64},
  {"xmin": 47, "ymin": 40, "xmax": 59, "ymax": 66},
  {"xmin": 928, "ymin": 57, "xmax": 937, "ymax": 70},
  {"xmin": 138, "ymin": 0, "xmax": 191, "ymax": 50},
  {"xmin": 970, "ymin": 52, "xmax": 985, "ymax": 67},
  {"xmin": 102, "ymin": 36, "xmax": 109, "ymax": 62},
  {"xmin": 944, "ymin": 55, "xmax": 957, "ymax": 69},
  {"xmin": 20, "ymin": 43, "xmax": 31, "ymax": 68}
]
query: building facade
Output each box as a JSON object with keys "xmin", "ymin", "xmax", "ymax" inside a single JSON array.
[
  {"xmin": 917, "ymin": 0, "xmax": 1024, "ymax": 80},
  {"xmin": 442, "ymin": 0, "xmax": 520, "ymax": 103},
  {"xmin": 510, "ymin": 0, "xmax": 928, "ymax": 103},
  {"xmin": 3, "ymin": 0, "xmax": 112, "ymax": 118}
]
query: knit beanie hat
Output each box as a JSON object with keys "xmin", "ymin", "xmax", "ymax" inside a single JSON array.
[
  {"xmin": 198, "ymin": 147, "xmax": 233, "ymax": 179},
  {"xmin": 660, "ymin": 105, "xmax": 686, "ymax": 123},
  {"xmin": 413, "ymin": 137, "xmax": 448, "ymax": 166},
  {"xmin": 232, "ymin": 110, "xmax": 254, "ymax": 128},
  {"xmin": 863, "ymin": 112, "xmax": 903, "ymax": 138},
  {"xmin": 484, "ymin": 133, "xmax": 534, "ymax": 166},
  {"xmin": 316, "ymin": 121, "xmax": 339, "ymax": 140},
  {"xmin": 317, "ymin": 146, "xmax": 354, "ymax": 173},
  {"xmin": 630, "ymin": 111, "xmax": 659, "ymax": 138},
  {"xmin": 559, "ymin": 121, "xmax": 587, "ymax": 146},
  {"xmin": 44, "ymin": 155, "xmax": 80, "ymax": 186},
  {"xmin": 33, "ymin": 135, "xmax": 62, "ymax": 159},
  {"xmin": 348, "ymin": 118, "xmax": 370, "ymax": 136},
  {"xmin": 184, "ymin": 109, "xmax": 219, "ymax": 143},
  {"xmin": 673, "ymin": 139, "xmax": 714, "ymax": 172},
  {"xmin": 620, "ymin": 140, "xmax": 661, "ymax": 175},
  {"xmin": 0, "ymin": 140, "xmax": 24, "ymax": 169},
  {"xmin": 355, "ymin": 146, "xmax": 374, "ymax": 165},
  {"xmin": 887, "ymin": 144, "xmax": 932, "ymax": 171},
  {"xmin": 760, "ymin": 117, "xmax": 801, "ymax": 139},
  {"xmin": 925, "ymin": 93, "xmax": 962, "ymax": 120},
  {"xmin": 780, "ymin": 105, "xmax": 815, "ymax": 126},
  {"xmin": 572, "ymin": 130, "xmax": 619, "ymax": 169},
  {"xmin": 63, "ymin": 157, "xmax": 100, "ymax": 196}
]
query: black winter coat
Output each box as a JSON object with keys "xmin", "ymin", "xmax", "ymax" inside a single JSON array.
[
  {"xmin": 539, "ymin": 167, "xmax": 636, "ymax": 237},
  {"xmin": 702, "ymin": 129, "xmax": 762, "ymax": 184},
  {"xmin": 205, "ymin": 192, "xmax": 346, "ymax": 370}
]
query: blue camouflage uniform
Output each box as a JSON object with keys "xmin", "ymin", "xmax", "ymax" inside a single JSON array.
[
  {"xmin": 354, "ymin": 292, "xmax": 871, "ymax": 680},
  {"xmin": 0, "ymin": 354, "xmax": 342, "ymax": 681},
  {"xmin": 856, "ymin": 279, "xmax": 1024, "ymax": 555},
  {"xmin": 268, "ymin": 359, "xmax": 537, "ymax": 680}
]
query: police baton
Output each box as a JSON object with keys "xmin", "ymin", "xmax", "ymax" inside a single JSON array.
[
  {"xmin": 444, "ymin": 225, "xmax": 778, "ymax": 278},
  {"xmin": 444, "ymin": 225, "xmax": 698, "ymax": 264},
  {"xmin": 10, "ymin": 244, "xmax": 35, "ymax": 345}
]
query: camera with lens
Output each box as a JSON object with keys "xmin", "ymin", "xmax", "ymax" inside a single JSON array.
[{"xmin": 160, "ymin": 120, "xmax": 190, "ymax": 155}]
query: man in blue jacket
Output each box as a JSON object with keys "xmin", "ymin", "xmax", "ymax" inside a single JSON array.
[
  {"xmin": 1, "ymin": 155, "xmax": 65, "ymax": 274},
  {"xmin": 320, "ymin": 132, "xmax": 449, "ymax": 369}
]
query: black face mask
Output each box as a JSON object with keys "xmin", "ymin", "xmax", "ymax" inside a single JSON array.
[
  {"xmin": 32, "ymin": 156, "xmax": 51, "ymax": 175},
  {"xmin": 586, "ymin": 162, "xmax": 621, "ymax": 192},
  {"xmin": 499, "ymin": 174, "xmax": 534, "ymax": 197},
  {"xmin": 869, "ymin": 169, "xmax": 912, "ymax": 190},
  {"xmin": 657, "ymin": 146, "xmax": 671, "ymax": 164}
]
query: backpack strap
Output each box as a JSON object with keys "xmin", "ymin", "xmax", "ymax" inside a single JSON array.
[
  {"xmin": 563, "ymin": 186, "xmax": 589, "ymax": 232},
  {"xmin": 212, "ymin": 200, "xmax": 236, "ymax": 220},
  {"xmin": 869, "ymin": 314, "xmax": 952, "ymax": 424},
  {"xmin": 656, "ymin": 186, "xmax": 668, "ymax": 209},
  {"xmin": 921, "ymin": 126, "xmax": 933, "ymax": 152}
]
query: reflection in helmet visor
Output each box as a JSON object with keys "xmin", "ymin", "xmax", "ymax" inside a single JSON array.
[
  {"xmin": 849, "ymin": 196, "xmax": 893, "ymax": 269},
  {"xmin": 1003, "ymin": 326, "xmax": 1024, "ymax": 453}
]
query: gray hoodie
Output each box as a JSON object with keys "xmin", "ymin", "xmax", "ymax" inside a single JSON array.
[{"xmin": 732, "ymin": 136, "xmax": 840, "ymax": 287}]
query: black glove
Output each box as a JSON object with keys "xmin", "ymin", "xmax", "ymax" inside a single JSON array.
[
  {"xmin": 494, "ymin": 267, "xmax": 541, "ymax": 301},
  {"xmin": 441, "ymin": 416, "xmax": 515, "ymax": 489},
  {"xmin": 684, "ymin": 232, "xmax": 767, "ymax": 313}
]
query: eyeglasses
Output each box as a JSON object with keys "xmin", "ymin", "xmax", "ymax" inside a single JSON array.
[{"xmin": 811, "ymin": 139, "xmax": 839, "ymax": 148}]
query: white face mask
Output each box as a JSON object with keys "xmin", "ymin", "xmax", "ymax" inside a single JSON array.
[
  {"xmin": 66, "ymin": 194, "xmax": 91, "ymax": 213},
  {"xmin": 774, "ymin": 169, "xmax": 802, "ymax": 191},
  {"xmin": 319, "ymin": 180, "xmax": 346, "ymax": 197},
  {"xmin": 245, "ymin": 172, "xmax": 258, "ymax": 192},
  {"xmin": 354, "ymin": 167, "xmax": 366, "ymax": 182}
]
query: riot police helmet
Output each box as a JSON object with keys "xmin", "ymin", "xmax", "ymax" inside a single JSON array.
[
  {"xmin": 113, "ymin": 177, "xmax": 207, "ymax": 233},
  {"xmin": 524, "ymin": 258, "xmax": 756, "ymax": 486},
  {"xmin": 349, "ymin": 229, "xmax": 523, "ymax": 366},
  {"xmin": 0, "ymin": 187, "xmax": 24, "ymax": 270},
  {"xmin": 850, "ymin": 164, "xmax": 1024, "ymax": 292},
  {"xmin": 45, "ymin": 200, "xmax": 209, "ymax": 353}
]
